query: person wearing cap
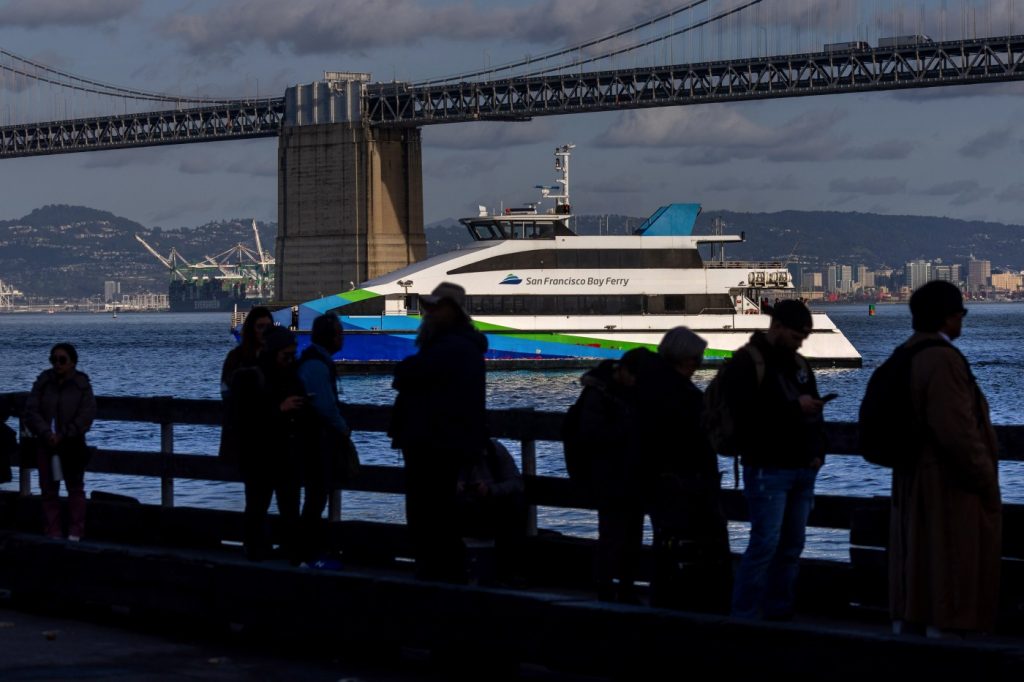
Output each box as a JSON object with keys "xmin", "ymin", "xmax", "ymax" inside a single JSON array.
[
  {"xmin": 229, "ymin": 325, "xmax": 306, "ymax": 562},
  {"xmin": 642, "ymin": 327, "xmax": 731, "ymax": 612},
  {"xmin": 712, "ymin": 299, "xmax": 827, "ymax": 620},
  {"xmin": 390, "ymin": 281, "xmax": 489, "ymax": 582},
  {"xmin": 889, "ymin": 280, "xmax": 1000, "ymax": 637}
]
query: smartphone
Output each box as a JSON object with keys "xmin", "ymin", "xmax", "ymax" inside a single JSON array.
[{"xmin": 821, "ymin": 392, "xmax": 839, "ymax": 402}]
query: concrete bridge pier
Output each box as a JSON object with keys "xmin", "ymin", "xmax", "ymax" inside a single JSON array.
[{"xmin": 275, "ymin": 76, "xmax": 426, "ymax": 303}]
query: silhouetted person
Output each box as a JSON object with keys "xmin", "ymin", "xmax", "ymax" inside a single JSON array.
[
  {"xmin": 714, "ymin": 300, "xmax": 827, "ymax": 620},
  {"xmin": 390, "ymin": 282, "xmax": 488, "ymax": 582},
  {"xmin": 219, "ymin": 306, "xmax": 273, "ymax": 464},
  {"xmin": 576, "ymin": 348, "xmax": 650, "ymax": 603},
  {"xmin": 890, "ymin": 281, "xmax": 1001, "ymax": 637},
  {"xmin": 642, "ymin": 327, "xmax": 731, "ymax": 612},
  {"xmin": 296, "ymin": 312, "xmax": 356, "ymax": 563},
  {"xmin": 457, "ymin": 438, "xmax": 527, "ymax": 584},
  {"xmin": 230, "ymin": 326, "xmax": 304, "ymax": 562},
  {"xmin": 24, "ymin": 343, "xmax": 96, "ymax": 540}
]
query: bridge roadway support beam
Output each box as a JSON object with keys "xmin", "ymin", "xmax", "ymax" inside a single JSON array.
[{"xmin": 276, "ymin": 123, "xmax": 425, "ymax": 303}]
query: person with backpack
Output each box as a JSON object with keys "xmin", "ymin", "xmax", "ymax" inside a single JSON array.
[
  {"xmin": 296, "ymin": 312, "xmax": 359, "ymax": 564},
  {"xmin": 884, "ymin": 281, "xmax": 1000, "ymax": 637},
  {"xmin": 709, "ymin": 300, "xmax": 827, "ymax": 620}
]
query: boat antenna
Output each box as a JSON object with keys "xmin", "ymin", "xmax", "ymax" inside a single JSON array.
[{"xmin": 537, "ymin": 144, "xmax": 574, "ymax": 215}]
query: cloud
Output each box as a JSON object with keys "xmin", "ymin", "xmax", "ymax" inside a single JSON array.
[
  {"xmin": 959, "ymin": 127, "xmax": 1014, "ymax": 159},
  {"xmin": 704, "ymin": 175, "xmax": 800, "ymax": 192},
  {"xmin": 848, "ymin": 140, "xmax": 914, "ymax": 160},
  {"xmin": 423, "ymin": 121, "xmax": 556, "ymax": 150},
  {"xmin": 80, "ymin": 147, "xmax": 169, "ymax": 169},
  {"xmin": 921, "ymin": 180, "xmax": 990, "ymax": 206},
  {"xmin": 576, "ymin": 176, "xmax": 654, "ymax": 194},
  {"xmin": 890, "ymin": 81, "xmax": 1024, "ymax": 101},
  {"xmin": 226, "ymin": 158, "xmax": 277, "ymax": 178},
  {"xmin": 0, "ymin": 0, "xmax": 140, "ymax": 28},
  {"xmin": 160, "ymin": 0, "xmax": 683, "ymax": 58},
  {"xmin": 995, "ymin": 183, "xmax": 1024, "ymax": 203},
  {"xmin": 595, "ymin": 105, "xmax": 846, "ymax": 165},
  {"xmin": 829, "ymin": 177, "xmax": 907, "ymax": 195},
  {"xmin": 423, "ymin": 154, "xmax": 502, "ymax": 180},
  {"xmin": 148, "ymin": 196, "xmax": 221, "ymax": 225},
  {"xmin": 178, "ymin": 156, "xmax": 222, "ymax": 175}
]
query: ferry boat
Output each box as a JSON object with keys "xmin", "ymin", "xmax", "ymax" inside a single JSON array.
[{"xmin": 271, "ymin": 145, "xmax": 861, "ymax": 368}]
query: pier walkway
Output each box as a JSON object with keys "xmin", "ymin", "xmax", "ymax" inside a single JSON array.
[{"xmin": 1, "ymin": 393, "xmax": 1023, "ymax": 678}]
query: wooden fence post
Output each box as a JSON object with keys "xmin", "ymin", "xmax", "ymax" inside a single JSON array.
[{"xmin": 160, "ymin": 420, "xmax": 174, "ymax": 508}]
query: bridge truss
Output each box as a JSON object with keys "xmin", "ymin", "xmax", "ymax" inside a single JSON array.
[
  {"xmin": 367, "ymin": 35, "xmax": 1024, "ymax": 125},
  {"xmin": 3, "ymin": 35, "xmax": 1024, "ymax": 157},
  {"xmin": 0, "ymin": 99, "xmax": 284, "ymax": 159}
]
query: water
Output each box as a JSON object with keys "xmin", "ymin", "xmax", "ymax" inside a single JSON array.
[{"xmin": 2, "ymin": 305, "xmax": 1022, "ymax": 560}]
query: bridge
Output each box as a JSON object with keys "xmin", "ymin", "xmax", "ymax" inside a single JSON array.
[{"xmin": 2, "ymin": 1, "xmax": 1022, "ymax": 301}]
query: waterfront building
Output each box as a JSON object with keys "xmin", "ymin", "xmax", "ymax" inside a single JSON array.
[
  {"xmin": 933, "ymin": 264, "xmax": 962, "ymax": 286},
  {"xmin": 968, "ymin": 258, "xmax": 991, "ymax": 292},
  {"xmin": 991, "ymin": 272, "xmax": 1021, "ymax": 293},
  {"xmin": 905, "ymin": 260, "xmax": 931, "ymax": 291},
  {"xmin": 103, "ymin": 280, "xmax": 121, "ymax": 303}
]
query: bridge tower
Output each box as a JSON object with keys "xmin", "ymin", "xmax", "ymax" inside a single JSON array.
[{"xmin": 276, "ymin": 73, "xmax": 426, "ymax": 303}]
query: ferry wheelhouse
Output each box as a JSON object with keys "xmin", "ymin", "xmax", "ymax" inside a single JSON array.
[{"xmin": 272, "ymin": 145, "xmax": 861, "ymax": 368}]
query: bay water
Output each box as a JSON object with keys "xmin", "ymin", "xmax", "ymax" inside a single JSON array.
[{"xmin": 2, "ymin": 303, "xmax": 1022, "ymax": 559}]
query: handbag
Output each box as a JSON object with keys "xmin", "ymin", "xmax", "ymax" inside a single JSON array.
[
  {"xmin": 56, "ymin": 435, "xmax": 92, "ymax": 480},
  {"xmin": 331, "ymin": 431, "xmax": 361, "ymax": 485}
]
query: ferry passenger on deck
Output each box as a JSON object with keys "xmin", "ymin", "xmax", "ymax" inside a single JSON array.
[
  {"xmin": 643, "ymin": 327, "xmax": 731, "ymax": 612},
  {"xmin": 24, "ymin": 343, "xmax": 96, "ymax": 541},
  {"xmin": 219, "ymin": 306, "xmax": 273, "ymax": 464},
  {"xmin": 890, "ymin": 281, "xmax": 1001, "ymax": 637},
  {"xmin": 229, "ymin": 326, "xmax": 304, "ymax": 563},
  {"xmin": 390, "ymin": 282, "xmax": 489, "ymax": 583},
  {"xmin": 713, "ymin": 300, "xmax": 827, "ymax": 620},
  {"xmin": 296, "ymin": 313, "xmax": 358, "ymax": 563}
]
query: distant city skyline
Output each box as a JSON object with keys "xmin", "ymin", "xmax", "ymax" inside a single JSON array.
[{"xmin": 4, "ymin": 1, "xmax": 1024, "ymax": 230}]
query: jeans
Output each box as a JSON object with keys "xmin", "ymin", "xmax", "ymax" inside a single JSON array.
[
  {"xmin": 37, "ymin": 445, "xmax": 86, "ymax": 539},
  {"xmin": 731, "ymin": 466, "xmax": 818, "ymax": 619}
]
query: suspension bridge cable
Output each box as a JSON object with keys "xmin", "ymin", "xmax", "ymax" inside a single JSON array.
[
  {"xmin": 413, "ymin": 0, "xmax": 714, "ymax": 86},
  {"xmin": 517, "ymin": 0, "xmax": 764, "ymax": 79},
  {"xmin": 0, "ymin": 46, "xmax": 231, "ymax": 103}
]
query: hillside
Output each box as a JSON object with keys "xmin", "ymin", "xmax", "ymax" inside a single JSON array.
[
  {"xmin": 4, "ymin": 205, "xmax": 1023, "ymax": 299},
  {"xmin": 0, "ymin": 205, "xmax": 277, "ymax": 299}
]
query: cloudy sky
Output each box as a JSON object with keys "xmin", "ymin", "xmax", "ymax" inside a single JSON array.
[{"xmin": 3, "ymin": 0, "xmax": 1024, "ymax": 229}]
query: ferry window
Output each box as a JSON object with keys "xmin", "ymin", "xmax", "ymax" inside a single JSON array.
[
  {"xmin": 665, "ymin": 295, "xmax": 687, "ymax": 313},
  {"xmin": 534, "ymin": 223, "xmax": 555, "ymax": 239},
  {"xmin": 578, "ymin": 251, "xmax": 600, "ymax": 268},
  {"xmin": 599, "ymin": 251, "xmax": 621, "ymax": 269},
  {"xmin": 561, "ymin": 296, "xmax": 580, "ymax": 314},
  {"xmin": 497, "ymin": 221, "xmax": 513, "ymax": 239},
  {"xmin": 556, "ymin": 250, "xmax": 578, "ymax": 269}
]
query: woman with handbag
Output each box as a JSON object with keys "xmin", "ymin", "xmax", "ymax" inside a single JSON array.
[{"xmin": 24, "ymin": 342, "xmax": 97, "ymax": 540}]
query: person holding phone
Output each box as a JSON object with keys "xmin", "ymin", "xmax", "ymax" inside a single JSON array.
[{"xmin": 709, "ymin": 300, "xmax": 828, "ymax": 621}]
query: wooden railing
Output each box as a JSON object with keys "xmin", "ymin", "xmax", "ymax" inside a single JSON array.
[{"xmin": 1, "ymin": 391, "xmax": 1022, "ymax": 558}]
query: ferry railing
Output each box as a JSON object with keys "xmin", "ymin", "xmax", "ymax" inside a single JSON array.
[{"xmin": 2, "ymin": 392, "xmax": 1023, "ymax": 554}]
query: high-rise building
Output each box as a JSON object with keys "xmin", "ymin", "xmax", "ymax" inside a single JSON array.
[
  {"xmin": 968, "ymin": 258, "xmax": 991, "ymax": 291},
  {"xmin": 933, "ymin": 264, "xmax": 961, "ymax": 285},
  {"xmin": 103, "ymin": 280, "xmax": 120, "ymax": 303},
  {"xmin": 839, "ymin": 265, "xmax": 853, "ymax": 293},
  {"xmin": 991, "ymin": 272, "xmax": 1021, "ymax": 291},
  {"xmin": 826, "ymin": 265, "xmax": 840, "ymax": 294},
  {"xmin": 905, "ymin": 260, "xmax": 931, "ymax": 291}
]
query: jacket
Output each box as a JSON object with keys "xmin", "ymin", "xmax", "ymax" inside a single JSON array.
[
  {"xmin": 716, "ymin": 331, "xmax": 825, "ymax": 468},
  {"xmin": 889, "ymin": 333, "xmax": 1001, "ymax": 631},
  {"xmin": 390, "ymin": 324, "xmax": 489, "ymax": 453},
  {"xmin": 25, "ymin": 369, "xmax": 96, "ymax": 440}
]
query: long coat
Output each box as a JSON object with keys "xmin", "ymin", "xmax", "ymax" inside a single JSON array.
[{"xmin": 889, "ymin": 332, "xmax": 1002, "ymax": 632}]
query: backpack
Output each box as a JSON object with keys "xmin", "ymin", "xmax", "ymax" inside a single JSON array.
[
  {"xmin": 858, "ymin": 338, "xmax": 951, "ymax": 468},
  {"xmin": 702, "ymin": 344, "xmax": 765, "ymax": 457},
  {"xmin": 561, "ymin": 396, "xmax": 589, "ymax": 484}
]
